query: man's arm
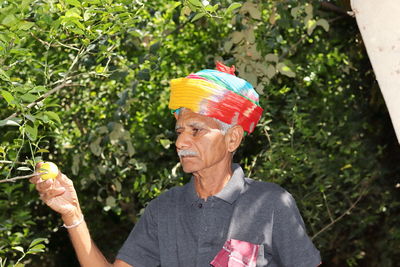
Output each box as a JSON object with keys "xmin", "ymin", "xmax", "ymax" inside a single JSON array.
[
  {"xmin": 272, "ymin": 190, "xmax": 321, "ymax": 266},
  {"xmin": 31, "ymin": 163, "xmax": 133, "ymax": 267},
  {"xmin": 64, "ymin": 216, "xmax": 131, "ymax": 267}
]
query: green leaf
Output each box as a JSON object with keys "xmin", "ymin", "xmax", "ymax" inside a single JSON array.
[
  {"xmin": 20, "ymin": 93, "xmax": 37, "ymax": 103},
  {"xmin": 27, "ymin": 244, "xmax": 45, "ymax": 254},
  {"xmin": 66, "ymin": 0, "xmax": 81, "ymax": 7},
  {"xmin": 225, "ymin": 3, "xmax": 242, "ymax": 15},
  {"xmin": 181, "ymin": 6, "xmax": 191, "ymax": 16},
  {"xmin": 305, "ymin": 4, "xmax": 313, "ymax": 16},
  {"xmin": 244, "ymin": 29, "xmax": 255, "ymax": 44},
  {"xmin": 45, "ymin": 111, "xmax": 61, "ymax": 124},
  {"xmin": 265, "ymin": 53, "xmax": 279, "ymax": 63},
  {"xmin": 224, "ymin": 40, "xmax": 233, "ymax": 52},
  {"xmin": 24, "ymin": 114, "xmax": 36, "ymax": 122},
  {"xmin": 12, "ymin": 246, "xmax": 24, "ymax": 253},
  {"xmin": 138, "ymin": 69, "xmax": 150, "ymax": 81},
  {"xmin": 317, "ymin": 18, "xmax": 330, "ymax": 32},
  {"xmin": 277, "ymin": 62, "xmax": 296, "ymax": 78},
  {"xmin": 2, "ymin": 14, "xmax": 18, "ymax": 27},
  {"xmin": 30, "ymin": 86, "xmax": 47, "ymax": 93},
  {"xmin": 1, "ymin": 90, "xmax": 14, "ymax": 105},
  {"xmin": 72, "ymin": 154, "xmax": 80, "ymax": 175},
  {"xmin": 291, "ymin": 6, "xmax": 301, "ymax": 18},
  {"xmin": 0, "ymin": 68, "xmax": 11, "ymax": 82},
  {"xmin": 90, "ymin": 137, "xmax": 102, "ymax": 156},
  {"xmin": 84, "ymin": 9, "xmax": 96, "ymax": 21},
  {"xmin": 21, "ymin": 0, "xmax": 34, "ymax": 11},
  {"xmin": 232, "ymin": 31, "xmax": 244, "ymax": 44},
  {"xmin": 0, "ymin": 119, "xmax": 21, "ymax": 127},
  {"xmin": 17, "ymin": 166, "xmax": 31, "ymax": 171},
  {"xmin": 150, "ymin": 42, "xmax": 161, "ymax": 54},
  {"xmin": 127, "ymin": 142, "xmax": 135, "ymax": 157},
  {"xmin": 307, "ymin": 19, "xmax": 317, "ymax": 35},
  {"xmin": 114, "ymin": 180, "xmax": 122, "ymax": 192},
  {"xmin": 266, "ymin": 65, "xmax": 276, "ymax": 79},
  {"xmin": 247, "ymin": 6, "xmax": 261, "ymax": 20},
  {"xmin": 65, "ymin": 8, "xmax": 82, "ymax": 19},
  {"xmin": 188, "ymin": 0, "xmax": 202, "ymax": 8},
  {"xmin": 37, "ymin": 149, "xmax": 50, "ymax": 153},
  {"xmin": 25, "ymin": 124, "xmax": 38, "ymax": 141},
  {"xmin": 18, "ymin": 21, "xmax": 35, "ymax": 31},
  {"xmin": 255, "ymin": 83, "xmax": 264, "ymax": 95},
  {"xmin": 160, "ymin": 139, "xmax": 172, "ymax": 149},
  {"xmin": 106, "ymin": 196, "xmax": 116, "ymax": 207},
  {"xmin": 191, "ymin": 12, "xmax": 206, "ymax": 22}
]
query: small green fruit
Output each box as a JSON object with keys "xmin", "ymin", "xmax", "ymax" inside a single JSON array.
[{"xmin": 39, "ymin": 162, "xmax": 59, "ymax": 180}]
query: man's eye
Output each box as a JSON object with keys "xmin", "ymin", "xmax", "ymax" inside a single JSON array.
[{"xmin": 192, "ymin": 128, "xmax": 202, "ymax": 136}]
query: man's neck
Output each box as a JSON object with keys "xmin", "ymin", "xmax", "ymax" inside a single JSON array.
[{"xmin": 192, "ymin": 160, "xmax": 233, "ymax": 199}]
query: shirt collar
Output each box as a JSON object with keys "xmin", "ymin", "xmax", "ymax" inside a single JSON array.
[{"xmin": 184, "ymin": 163, "xmax": 246, "ymax": 205}]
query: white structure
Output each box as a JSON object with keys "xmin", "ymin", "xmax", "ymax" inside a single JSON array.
[{"xmin": 351, "ymin": 0, "xmax": 400, "ymax": 144}]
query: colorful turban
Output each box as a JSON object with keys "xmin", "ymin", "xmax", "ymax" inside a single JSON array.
[{"xmin": 168, "ymin": 62, "xmax": 263, "ymax": 133}]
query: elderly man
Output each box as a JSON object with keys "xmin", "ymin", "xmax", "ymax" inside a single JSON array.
[{"xmin": 31, "ymin": 63, "xmax": 321, "ymax": 267}]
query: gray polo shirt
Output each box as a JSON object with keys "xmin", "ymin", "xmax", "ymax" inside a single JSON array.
[{"xmin": 117, "ymin": 164, "xmax": 321, "ymax": 267}]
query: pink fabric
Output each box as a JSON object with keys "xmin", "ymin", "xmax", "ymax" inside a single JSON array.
[
  {"xmin": 211, "ymin": 239, "xmax": 260, "ymax": 267},
  {"xmin": 186, "ymin": 73, "xmax": 208, "ymax": 81}
]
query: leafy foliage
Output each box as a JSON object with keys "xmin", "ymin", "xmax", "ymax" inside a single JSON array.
[{"xmin": 1, "ymin": 0, "xmax": 399, "ymax": 266}]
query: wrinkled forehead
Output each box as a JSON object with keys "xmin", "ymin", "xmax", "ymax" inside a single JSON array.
[{"xmin": 174, "ymin": 108, "xmax": 220, "ymax": 129}]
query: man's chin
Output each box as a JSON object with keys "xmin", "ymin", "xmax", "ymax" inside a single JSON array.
[
  {"xmin": 181, "ymin": 165, "xmax": 198, "ymax": 174},
  {"xmin": 180, "ymin": 159, "xmax": 200, "ymax": 173}
]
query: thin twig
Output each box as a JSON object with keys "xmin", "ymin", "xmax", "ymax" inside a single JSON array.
[
  {"xmin": 30, "ymin": 32, "xmax": 53, "ymax": 48},
  {"xmin": 55, "ymin": 41, "xmax": 80, "ymax": 51},
  {"xmin": 312, "ymin": 191, "xmax": 365, "ymax": 240},
  {"xmin": 247, "ymin": 150, "xmax": 264, "ymax": 177},
  {"xmin": 320, "ymin": 2, "xmax": 351, "ymax": 16},
  {"xmin": 322, "ymin": 191, "xmax": 334, "ymax": 222},
  {"xmin": 0, "ymin": 172, "xmax": 44, "ymax": 183}
]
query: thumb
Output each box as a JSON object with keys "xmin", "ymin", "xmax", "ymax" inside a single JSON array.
[{"xmin": 35, "ymin": 161, "xmax": 44, "ymax": 170}]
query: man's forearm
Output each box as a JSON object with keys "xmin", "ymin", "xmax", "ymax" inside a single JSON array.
[{"xmin": 63, "ymin": 214, "xmax": 112, "ymax": 267}]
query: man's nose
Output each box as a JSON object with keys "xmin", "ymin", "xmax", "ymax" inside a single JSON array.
[{"xmin": 175, "ymin": 132, "xmax": 191, "ymax": 150}]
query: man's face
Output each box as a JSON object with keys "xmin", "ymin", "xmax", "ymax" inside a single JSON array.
[{"xmin": 175, "ymin": 109, "xmax": 230, "ymax": 174}]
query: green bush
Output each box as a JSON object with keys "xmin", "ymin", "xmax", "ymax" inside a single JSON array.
[{"xmin": 1, "ymin": 0, "xmax": 399, "ymax": 266}]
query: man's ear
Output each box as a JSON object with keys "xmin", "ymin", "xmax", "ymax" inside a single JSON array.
[
  {"xmin": 226, "ymin": 125, "xmax": 244, "ymax": 152},
  {"xmin": 174, "ymin": 112, "xmax": 179, "ymax": 120}
]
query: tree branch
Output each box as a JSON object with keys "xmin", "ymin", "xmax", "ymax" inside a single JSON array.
[
  {"xmin": 0, "ymin": 172, "xmax": 43, "ymax": 183},
  {"xmin": 3, "ymin": 81, "xmax": 75, "ymax": 121},
  {"xmin": 312, "ymin": 189, "xmax": 365, "ymax": 240},
  {"xmin": 320, "ymin": 2, "xmax": 351, "ymax": 16}
]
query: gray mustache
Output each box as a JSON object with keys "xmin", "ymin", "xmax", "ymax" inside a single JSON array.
[{"xmin": 177, "ymin": 150, "xmax": 198, "ymax": 157}]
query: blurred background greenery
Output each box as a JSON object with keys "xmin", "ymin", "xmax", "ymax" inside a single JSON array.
[{"xmin": 1, "ymin": 0, "xmax": 399, "ymax": 266}]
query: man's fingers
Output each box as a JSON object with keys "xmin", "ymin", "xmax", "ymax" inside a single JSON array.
[
  {"xmin": 58, "ymin": 173, "xmax": 74, "ymax": 187},
  {"xmin": 30, "ymin": 162, "xmax": 45, "ymax": 184},
  {"xmin": 35, "ymin": 162, "xmax": 44, "ymax": 170},
  {"xmin": 35, "ymin": 179, "xmax": 53, "ymax": 192},
  {"xmin": 40, "ymin": 187, "xmax": 66, "ymax": 202},
  {"xmin": 48, "ymin": 187, "xmax": 66, "ymax": 199},
  {"xmin": 29, "ymin": 175, "xmax": 42, "ymax": 184}
]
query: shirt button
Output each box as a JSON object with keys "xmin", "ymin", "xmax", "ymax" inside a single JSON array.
[{"xmin": 198, "ymin": 203, "xmax": 203, "ymax": 208}]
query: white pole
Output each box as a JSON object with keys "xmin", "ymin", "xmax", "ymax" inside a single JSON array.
[{"xmin": 351, "ymin": 0, "xmax": 400, "ymax": 144}]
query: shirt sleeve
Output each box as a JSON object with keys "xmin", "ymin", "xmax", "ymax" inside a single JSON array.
[
  {"xmin": 116, "ymin": 199, "xmax": 160, "ymax": 267},
  {"xmin": 272, "ymin": 191, "xmax": 321, "ymax": 267}
]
